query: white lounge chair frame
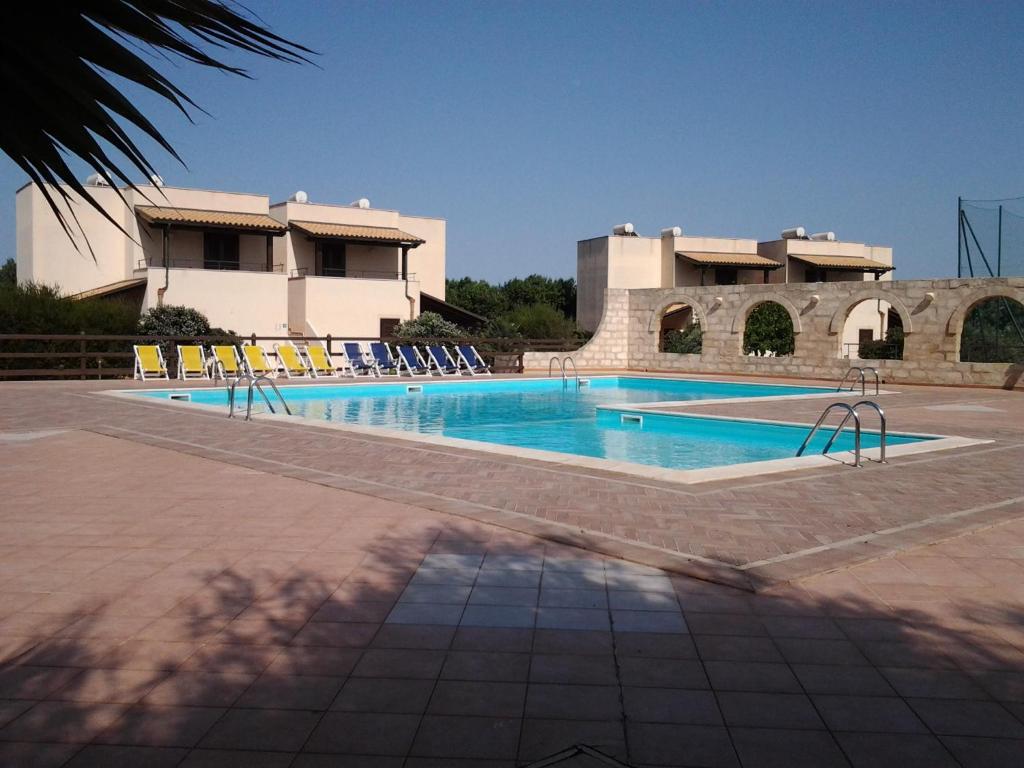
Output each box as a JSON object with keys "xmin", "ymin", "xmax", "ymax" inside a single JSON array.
[
  {"xmin": 306, "ymin": 344, "xmax": 354, "ymax": 378},
  {"xmin": 425, "ymin": 345, "xmax": 459, "ymax": 376},
  {"xmin": 395, "ymin": 344, "xmax": 430, "ymax": 376},
  {"xmin": 241, "ymin": 343, "xmax": 278, "ymax": 378},
  {"xmin": 273, "ymin": 342, "xmax": 312, "ymax": 379},
  {"xmin": 210, "ymin": 345, "xmax": 242, "ymax": 382},
  {"xmin": 176, "ymin": 345, "xmax": 209, "ymax": 380},
  {"xmin": 455, "ymin": 344, "xmax": 492, "ymax": 376},
  {"xmin": 343, "ymin": 342, "xmax": 380, "ymax": 377},
  {"xmin": 133, "ymin": 344, "xmax": 169, "ymax": 380}
]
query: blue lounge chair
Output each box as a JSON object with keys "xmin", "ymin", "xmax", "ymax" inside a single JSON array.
[
  {"xmin": 456, "ymin": 344, "xmax": 492, "ymax": 376},
  {"xmin": 426, "ymin": 344, "xmax": 459, "ymax": 376},
  {"xmin": 395, "ymin": 344, "xmax": 430, "ymax": 376},
  {"xmin": 343, "ymin": 342, "xmax": 379, "ymax": 376},
  {"xmin": 368, "ymin": 342, "xmax": 399, "ymax": 375}
]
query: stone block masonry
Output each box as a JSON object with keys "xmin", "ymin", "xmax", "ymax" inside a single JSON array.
[{"xmin": 524, "ymin": 277, "xmax": 1024, "ymax": 388}]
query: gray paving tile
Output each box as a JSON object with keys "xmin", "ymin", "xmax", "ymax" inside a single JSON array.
[
  {"xmin": 612, "ymin": 610, "xmax": 687, "ymax": 634},
  {"xmin": 420, "ymin": 554, "xmax": 484, "ymax": 569},
  {"xmin": 386, "ymin": 603, "xmax": 464, "ymax": 626},
  {"xmin": 468, "ymin": 586, "xmax": 538, "ymax": 607},
  {"xmin": 398, "ymin": 585, "xmax": 472, "ymax": 605},
  {"xmin": 460, "ymin": 605, "xmax": 537, "ymax": 629},
  {"xmin": 539, "ymin": 588, "xmax": 607, "ymax": 609},
  {"xmin": 535, "ymin": 608, "xmax": 610, "ymax": 631},
  {"xmin": 608, "ymin": 590, "xmax": 679, "ymax": 612},
  {"xmin": 481, "ymin": 554, "xmax": 544, "ymax": 572},
  {"xmin": 475, "ymin": 570, "xmax": 541, "ymax": 588}
]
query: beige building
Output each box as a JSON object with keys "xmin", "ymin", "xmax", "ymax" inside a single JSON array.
[
  {"xmin": 15, "ymin": 182, "xmax": 447, "ymax": 338},
  {"xmin": 577, "ymin": 225, "xmax": 894, "ymax": 357}
]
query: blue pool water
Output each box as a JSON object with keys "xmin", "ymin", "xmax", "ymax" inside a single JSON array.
[{"xmin": 135, "ymin": 376, "xmax": 927, "ymax": 470}]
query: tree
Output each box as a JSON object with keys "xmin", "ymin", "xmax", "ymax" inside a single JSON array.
[
  {"xmin": 1, "ymin": 2, "xmax": 311, "ymax": 241},
  {"xmin": 743, "ymin": 302, "xmax": 795, "ymax": 356},
  {"xmin": 663, "ymin": 324, "xmax": 703, "ymax": 354},
  {"xmin": 960, "ymin": 297, "xmax": 1024, "ymax": 363},
  {"xmin": 445, "ymin": 278, "xmax": 508, "ymax": 320},
  {"xmin": 393, "ymin": 312, "xmax": 466, "ymax": 340},
  {"xmin": 0, "ymin": 259, "xmax": 14, "ymax": 286},
  {"xmin": 505, "ymin": 303, "xmax": 577, "ymax": 340}
]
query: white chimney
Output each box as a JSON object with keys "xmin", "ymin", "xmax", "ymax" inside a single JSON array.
[
  {"xmin": 660, "ymin": 226, "xmax": 682, "ymax": 237},
  {"xmin": 781, "ymin": 226, "xmax": 806, "ymax": 240},
  {"xmin": 612, "ymin": 223, "xmax": 635, "ymax": 236},
  {"xmin": 289, "ymin": 190, "xmax": 309, "ymax": 203}
]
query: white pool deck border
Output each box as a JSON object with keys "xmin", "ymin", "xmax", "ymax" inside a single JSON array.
[{"xmin": 104, "ymin": 374, "xmax": 990, "ymax": 486}]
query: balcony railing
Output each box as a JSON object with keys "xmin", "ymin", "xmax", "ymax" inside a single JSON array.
[
  {"xmin": 289, "ymin": 267, "xmax": 417, "ymax": 280},
  {"xmin": 136, "ymin": 258, "xmax": 284, "ymax": 273}
]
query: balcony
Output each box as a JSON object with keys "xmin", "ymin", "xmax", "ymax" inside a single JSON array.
[
  {"xmin": 288, "ymin": 267, "xmax": 415, "ymax": 281},
  {"xmin": 136, "ymin": 257, "xmax": 284, "ymax": 273}
]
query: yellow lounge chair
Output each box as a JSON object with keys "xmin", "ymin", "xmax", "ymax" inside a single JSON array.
[
  {"xmin": 306, "ymin": 344, "xmax": 353, "ymax": 378},
  {"xmin": 211, "ymin": 345, "xmax": 242, "ymax": 381},
  {"xmin": 273, "ymin": 342, "xmax": 311, "ymax": 378},
  {"xmin": 133, "ymin": 345, "xmax": 168, "ymax": 380},
  {"xmin": 176, "ymin": 345, "xmax": 209, "ymax": 380},
  {"xmin": 241, "ymin": 344, "xmax": 277, "ymax": 378}
]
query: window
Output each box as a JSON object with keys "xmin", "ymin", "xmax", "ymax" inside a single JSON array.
[
  {"xmin": 714, "ymin": 267, "xmax": 738, "ymax": 285},
  {"xmin": 203, "ymin": 232, "xmax": 239, "ymax": 270},
  {"xmin": 806, "ymin": 267, "xmax": 827, "ymax": 283},
  {"xmin": 319, "ymin": 242, "xmax": 346, "ymax": 277},
  {"xmin": 858, "ymin": 328, "xmax": 874, "ymax": 345}
]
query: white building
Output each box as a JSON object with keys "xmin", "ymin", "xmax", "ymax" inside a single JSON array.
[
  {"xmin": 577, "ymin": 225, "xmax": 895, "ymax": 357},
  {"xmin": 16, "ymin": 182, "xmax": 449, "ymax": 338}
]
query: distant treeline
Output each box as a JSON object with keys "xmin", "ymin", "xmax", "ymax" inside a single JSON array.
[{"xmin": 445, "ymin": 275, "xmax": 580, "ymax": 339}]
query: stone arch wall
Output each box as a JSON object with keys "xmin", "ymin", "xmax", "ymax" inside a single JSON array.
[
  {"xmin": 650, "ymin": 294, "xmax": 708, "ymax": 334},
  {"xmin": 525, "ymin": 277, "xmax": 1024, "ymax": 388},
  {"xmin": 731, "ymin": 295, "xmax": 803, "ymax": 335},
  {"xmin": 829, "ymin": 291, "xmax": 915, "ymax": 335}
]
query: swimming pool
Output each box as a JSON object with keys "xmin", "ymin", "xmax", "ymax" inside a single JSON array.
[{"xmin": 130, "ymin": 376, "xmax": 931, "ymax": 472}]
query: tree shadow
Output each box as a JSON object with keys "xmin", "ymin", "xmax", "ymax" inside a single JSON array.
[{"xmin": 0, "ymin": 525, "xmax": 1022, "ymax": 766}]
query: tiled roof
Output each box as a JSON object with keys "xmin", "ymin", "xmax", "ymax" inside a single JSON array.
[
  {"xmin": 677, "ymin": 251, "xmax": 783, "ymax": 268},
  {"xmin": 135, "ymin": 206, "xmax": 286, "ymax": 232},
  {"xmin": 790, "ymin": 254, "xmax": 893, "ymax": 271},
  {"xmin": 290, "ymin": 221, "xmax": 425, "ymax": 245}
]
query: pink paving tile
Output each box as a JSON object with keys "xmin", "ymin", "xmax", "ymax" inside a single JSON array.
[
  {"xmin": 0, "ymin": 700, "xmax": 128, "ymax": 743},
  {"xmin": 93, "ymin": 704, "xmax": 225, "ymax": 747},
  {"xmin": 303, "ymin": 711, "xmax": 419, "ymax": 756},
  {"xmin": 141, "ymin": 671, "xmax": 256, "ymax": 707},
  {"xmin": 198, "ymin": 708, "xmax": 321, "ymax": 752},
  {"xmin": 62, "ymin": 745, "xmax": 188, "ymax": 768}
]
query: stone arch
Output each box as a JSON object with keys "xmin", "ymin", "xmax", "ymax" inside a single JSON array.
[
  {"xmin": 947, "ymin": 287, "xmax": 1024, "ymax": 336},
  {"xmin": 829, "ymin": 291, "xmax": 914, "ymax": 335},
  {"xmin": 648, "ymin": 294, "xmax": 708, "ymax": 333},
  {"xmin": 955, "ymin": 294, "xmax": 1024, "ymax": 363},
  {"xmin": 731, "ymin": 294, "xmax": 802, "ymax": 334}
]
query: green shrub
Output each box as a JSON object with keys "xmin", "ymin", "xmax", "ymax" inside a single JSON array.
[
  {"xmin": 858, "ymin": 326, "xmax": 904, "ymax": 360},
  {"xmin": 663, "ymin": 323, "xmax": 703, "ymax": 354},
  {"xmin": 960, "ymin": 297, "xmax": 1024, "ymax": 363},
  {"xmin": 0, "ymin": 281, "xmax": 140, "ymax": 374},
  {"xmin": 393, "ymin": 311, "xmax": 467, "ymax": 340},
  {"xmin": 504, "ymin": 303, "xmax": 577, "ymax": 339},
  {"xmin": 137, "ymin": 305, "xmax": 211, "ymax": 336},
  {"xmin": 743, "ymin": 302, "xmax": 795, "ymax": 356}
]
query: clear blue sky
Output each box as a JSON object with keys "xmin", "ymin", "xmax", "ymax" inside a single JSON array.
[{"xmin": 2, "ymin": 0, "xmax": 1022, "ymax": 281}]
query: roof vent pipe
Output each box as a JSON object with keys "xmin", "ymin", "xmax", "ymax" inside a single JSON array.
[
  {"xmin": 85, "ymin": 173, "xmax": 110, "ymax": 187},
  {"xmin": 612, "ymin": 223, "xmax": 635, "ymax": 236},
  {"xmin": 351, "ymin": 198, "xmax": 370, "ymax": 209},
  {"xmin": 661, "ymin": 227, "xmax": 682, "ymax": 237},
  {"xmin": 809, "ymin": 231, "xmax": 836, "ymax": 242},
  {"xmin": 289, "ymin": 190, "xmax": 309, "ymax": 203},
  {"xmin": 781, "ymin": 226, "xmax": 806, "ymax": 240}
]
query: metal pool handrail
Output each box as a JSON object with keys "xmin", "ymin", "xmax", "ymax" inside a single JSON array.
[
  {"xmin": 227, "ymin": 374, "xmax": 292, "ymax": 420},
  {"xmin": 837, "ymin": 366, "xmax": 880, "ymax": 396},
  {"xmin": 852, "ymin": 400, "xmax": 887, "ymax": 463},
  {"xmin": 796, "ymin": 401, "xmax": 862, "ymax": 467}
]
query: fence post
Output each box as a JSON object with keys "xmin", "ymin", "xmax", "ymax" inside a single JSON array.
[
  {"xmin": 250, "ymin": 333, "xmax": 257, "ymax": 347},
  {"xmin": 79, "ymin": 332, "xmax": 86, "ymax": 380},
  {"xmin": 326, "ymin": 334, "xmax": 332, "ymax": 355}
]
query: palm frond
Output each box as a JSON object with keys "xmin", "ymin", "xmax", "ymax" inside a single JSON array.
[{"xmin": 0, "ymin": 1, "xmax": 314, "ymax": 248}]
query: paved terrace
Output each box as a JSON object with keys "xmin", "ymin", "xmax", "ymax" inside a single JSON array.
[{"xmin": 0, "ymin": 376, "xmax": 1021, "ymax": 766}]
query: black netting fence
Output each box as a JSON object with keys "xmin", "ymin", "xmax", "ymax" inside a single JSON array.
[{"xmin": 959, "ymin": 197, "xmax": 1024, "ymax": 278}]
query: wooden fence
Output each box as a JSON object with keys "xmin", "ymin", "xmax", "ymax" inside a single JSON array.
[{"xmin": 0, "ymin": 333, "xmax": 585, "ymax": 380}]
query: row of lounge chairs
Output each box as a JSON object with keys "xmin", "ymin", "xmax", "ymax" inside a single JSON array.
[{"xmin": 133, "ymin": 341, "xmax": 492, "ymax": 381}]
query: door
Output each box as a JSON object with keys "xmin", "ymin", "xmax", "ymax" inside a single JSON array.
[
  {"xmin": 380, "ymin": 318, "xmax": 401, "ymax": 340},
  {"xmin": 320, "ymin": 241, "xmax": 346, "ymax": 277}
]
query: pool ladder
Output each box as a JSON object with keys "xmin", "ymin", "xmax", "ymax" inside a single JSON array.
[
  {"xmin": 796, "ymin": 400, "xmax": 887, "ymax": 468},
  {"xmin": 227, "ymin": 374, "xmax": 292, "ymax": 421},
  {"xmin": 837, "ymin": 366, "xmax": 880, "ymax": 396},
  {"xmin": 548, "ymin": 355, "xmax": 581, "ymax": 390}
]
